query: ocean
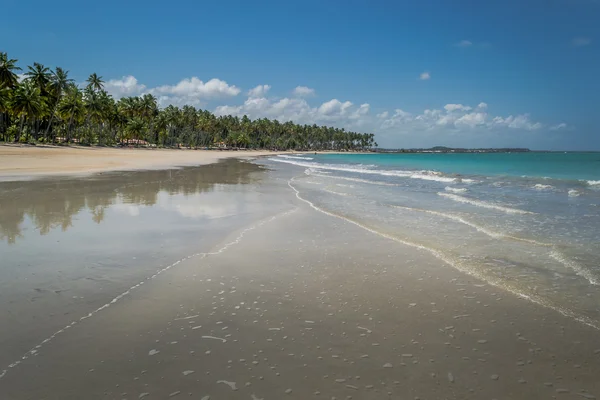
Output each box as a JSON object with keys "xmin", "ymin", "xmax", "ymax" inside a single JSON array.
[{"xmin": 265, "ymin": 152, "xmax": 600, "ymax": 328}]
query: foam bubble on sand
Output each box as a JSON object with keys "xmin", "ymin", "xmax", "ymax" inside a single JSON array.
[
  {"xmin": 438, "ymin": 192, "xmax": 535, "ymax": 215},
  {"xmin": 217, "ymin": 380, "xmax": 237, "ymax": 390},
  {"xmin": 148, "ymin": 349, "xmax": 159, "ymax": 356},
  {"xmin": 202, "ymin": 336, "xmax": 227, "ymax": 343}
]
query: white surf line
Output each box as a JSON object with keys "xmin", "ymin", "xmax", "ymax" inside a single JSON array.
[
  {"xmin": 389, "ymin": 204, "xmax": 552, "ymax": 247},
  {"xmin": 390, "ymin": 204, "xmax": 599, "ymax": 286},
  {"xmin": 0, "ymin": 207, "xmax": 298, "ymax": 381},
  {"xmin": 288, "ymin": 178, "xmax": 600, "ymax": 331},
  {"xmin": 550, "ymin": 250, "xmax": 599, "ymax": 286},
  {"xmin": 312, "ymin": 173, "xmax": 400, "ymax": 187},
  {"xmin": 438, "ymin": 192, "xmax": 536, "ymax": 215}
]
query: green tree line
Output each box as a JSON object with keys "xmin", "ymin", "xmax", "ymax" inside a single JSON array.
[{"xmin": 0, "ymin": 52, "xmax": 377, "ymax": 150}]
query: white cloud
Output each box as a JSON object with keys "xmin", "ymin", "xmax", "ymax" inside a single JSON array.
[
  {"xmin": 572, "ymin": 37, "xmax": 592, "ymax": 47},
  {"xmin": 381, "ymin": 109, "xmax": 412, "ymax": 129},
  {"xmin": 293, "ymin": 86, "xmax": 316, "ymax": 97},
  {"xmin": 490, "ymin": 114, "xmax": 543, "ymax": 130},
  {"xmin": 154, "ymin": 77, "xmax": 240, "ymax": 98},
  {"xmin": 477, "ymin": 102, "xmax": 488, "ymax": 110},
  {"xmin": 419, "ymin": 71, "xmax": 431, "ymax": 80},
  {"xmin": 455, "ymin": 40, "xmax": 473, "ymax": 47},
  {"xmin": 103, "ymin": 75, "xmax": 241, "ymax": 107},
  {"xmin": 550, "ymin": 123, "xmax": 568, "ymax": 130},
  {"xmin": 455, "ymin": 112, "xmax": 487, "ymax": 127},
  {"xmin": 444, "ymin": 104, "xmax": 472, "ymax": 112},
  {"xmin": 376, "ymin": 111, "xmax": 389, "ymax": 119},
  {"xmin": 104, "ymin": 76, "xmax": 147, "ymax": 98},
  {"xmin": 248, "ymin": 84, "xmax": 271, "ymax": 98},
  {"xmin": 318, "ymin": 99, "xmax": 353, "ymax": 116}
]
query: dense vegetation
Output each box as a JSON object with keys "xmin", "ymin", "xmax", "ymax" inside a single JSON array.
[{"xmin": 0, "ymin": 52, "xmax": 377, "ymax": 150}]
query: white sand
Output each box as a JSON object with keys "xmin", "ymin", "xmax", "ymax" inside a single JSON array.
[{"xmin": 0, "ymin": 145, "xmax": 283, "ymax": 180}]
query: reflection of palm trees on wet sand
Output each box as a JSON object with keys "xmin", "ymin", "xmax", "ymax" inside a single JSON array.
[{"xmin": 0, "ymin": 160, "xmax": 263, "ymax": 244}]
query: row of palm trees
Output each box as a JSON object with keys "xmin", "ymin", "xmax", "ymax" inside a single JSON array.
[{"xmin": 0, "ymin": 52, "xmax": 377, "ymax": 150}]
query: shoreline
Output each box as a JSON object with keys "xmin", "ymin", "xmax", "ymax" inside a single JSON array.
[{"xmin": 0, "ymin": 144, "xmax": 288, "ymax": 181}]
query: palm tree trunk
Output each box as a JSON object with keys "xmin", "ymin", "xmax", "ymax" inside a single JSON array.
[
  {"xmin": 44, "ymin": 100, "xmax": 60, "ymax": 142},
  {"xmin": 17, "ymin": 115, "xmax": 25, "ymax": 142},
  {"xmin": 67, "ymin": 109, "xmax": 75, "ymax": 143}
]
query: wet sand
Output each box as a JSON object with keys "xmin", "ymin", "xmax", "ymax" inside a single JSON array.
[
  {"xmin": 1, "ymin": 160, "xmax": 600, "ymax": 399},
  {"xmin": 0, "ymin": 145, "xmax": 282, "ymax": 180}
]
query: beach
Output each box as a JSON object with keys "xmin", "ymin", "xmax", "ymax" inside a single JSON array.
[
  {"xmin": 0, "ymin": 145, "xmax": 283, "ymax": 180},
  {"xmin": 1, "ymin": 149, "xmax": 599, "ymax": 399}
]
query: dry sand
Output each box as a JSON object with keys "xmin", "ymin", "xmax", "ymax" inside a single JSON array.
[{"xmin": 0, "ymin": 145, "xmax": 283, "ymax": 180}]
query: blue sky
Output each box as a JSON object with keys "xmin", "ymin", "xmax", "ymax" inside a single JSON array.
[{"xmin": 2, "ymin": 0, "xmax": 599, "ymax": 150}]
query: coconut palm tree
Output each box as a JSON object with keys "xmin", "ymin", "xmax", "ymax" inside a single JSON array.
[
  {"xmin": 10, "ymin": 80, "xmax": 44, "ymax": 141},
  {"xmin": 44, "ymin": 67, "xmax": 74, "ymax": 140},
  {"xmin": 58, "ymin": 85, "xmax": 84, "ymax": 143},
  {"xmin": 0, "ymin": 87, "xmax": 11, "ymax": 140},
  {"xmin": 24, "ymin": 62, "xmax": 51, "ymax": 94},
  {"xmin": 86, "ymin": 73, "xmax": 104, "ymax": 92},
  {"xmin": 0, "ymin": 52, "xmax": 21, "ymax": 89}
]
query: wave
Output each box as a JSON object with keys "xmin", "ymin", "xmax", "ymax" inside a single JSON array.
[
  {"xmin": 438, "ymin": 192, "xmax": 536, "ymax": 215},
  {"xmin": 389, "ymin": 204, "xmax": 551, "ymax": 246},
  {"xmin": 550, "ymin": 250, "xmax": 598, "ymax": 285},
  {"xmin": 312, "ymin": 174, "xmax": 400, "ymax": 187},
  {"xmin": 568, "ymin": 189, "xmax": 581, "ymax": 197},
  {"xmin": 288, "ymin": 178, "xmax": 600, "ymax": 331},
  {"xmin": 533, "ymin": 184, "xmax": 554, "ymax": 190},
  {"xmin": 588, "ymin": 180, "xmax": 600, "ymax": 186},
  {"xmin": 322, "ymin": 188, "xmax": 352, "ymax": 197},
  {"xmin": 278, "ymin": 155, "xmax": 314, "ymax": 160},
  {"xmin": 271, "ymin": 158, "xmax": 456, "ymax": 183},
  {"xmin": 445, "ymin": 186, "xmax": 468, "ymax": 193}
]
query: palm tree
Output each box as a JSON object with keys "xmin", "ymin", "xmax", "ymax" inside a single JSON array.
[
  {"xmin": 0, "ymin": 52, "xmax": 21, "ymax": 89},
  {"xmin": 58, "ymin": 85, "xmax": 84, "ymax": 142},
  {"xmin": 44, "ymin": 67, "xmax": 74, "ymax": 140},
  {"xmin": 124, "ymin": 117, "xmax": 146, "ymax": 145},
  {"xmin": 86, "ymin": 73, "xmax": 104, "ymax": 92},
  {"xmin": 0, "ymin": 87, "xmax": 11, "ymax": 140},
  {"xmin": 10, "ymin": 80, "xmax": 44, "ymax": 141},
  {"xmin": 24, "ymin": 62, "xmax": 51, "ymax": 94}
]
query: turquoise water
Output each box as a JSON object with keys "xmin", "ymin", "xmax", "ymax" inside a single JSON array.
[
  {"xmin": 265, "ymin": 152, "xmax": 600, "ymax": 329},
  {"xmin": 312, "ymin": 152, "xmax": 600, "ymax": 182}
]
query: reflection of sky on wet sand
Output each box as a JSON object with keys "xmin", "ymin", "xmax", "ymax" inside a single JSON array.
[
  {"xmin": 0, "ymin": 160, "xmax": 280, "ymax": 370},
  {"xmin": 0, "ymin": 161, "xmax": 264, "ymax": 244}
]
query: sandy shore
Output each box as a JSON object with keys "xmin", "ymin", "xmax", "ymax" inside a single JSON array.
[
  {"xmin": 1, "ymin": 154, "xmax": 599, "ymax": 399},
  {"xmin": 0, "ymin": 145, "xmax": 283, "ymax": 180}
]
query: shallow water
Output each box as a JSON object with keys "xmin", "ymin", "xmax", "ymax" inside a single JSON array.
[
  {"xmin": 0, "ymin": 160, "xmax": 287, "ymax": 369},
  {"xmin": 265, "ymin": 153, "xmax": 600, "ymax": 328}
]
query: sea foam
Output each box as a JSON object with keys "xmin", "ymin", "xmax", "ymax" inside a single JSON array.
[
  {"xmin": 277, "ymin": 154, "xmax": 314, "ymax": 160},
  {"xmin": 271, "ymin": 158, "xmax": 456, "ymax": 183},
  {"xmin": 444, "ymin": 186, "xmax": 468, "ymax": 193},
  {"xmin": 438, "ymin": 192, "xmax": 535, "ymax": 215}
]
